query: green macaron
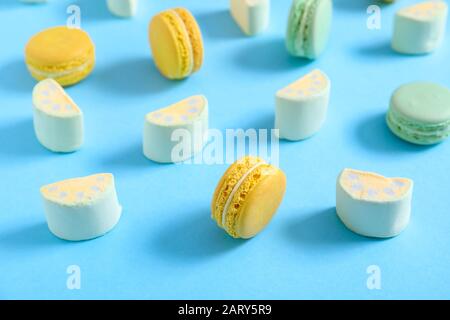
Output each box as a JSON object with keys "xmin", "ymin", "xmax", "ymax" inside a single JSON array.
[
  {"xmin": 386, "ymin": 82, "xmax": 450, "ymax": 145},
  {"xmin": 286, "ymin": 0, "xmax": 333, "ymax": 59}
]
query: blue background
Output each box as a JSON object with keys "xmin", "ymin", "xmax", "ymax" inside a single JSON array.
[{"xmin": 0, "ymin": 0, "xmax": 449, "ymax": 300}]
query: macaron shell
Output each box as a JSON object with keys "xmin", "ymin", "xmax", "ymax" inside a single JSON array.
[
  {"xmin": 25, "ymin": 26, "xmax": 94, "ymax": 65},
  {"xmin": 285, "ymin": 0, "xmax": 332, "ymax": 59},
  {"xmin": 27, "ymin": 54, "xmax": 95, "ymax": 87},
  {"xmin": 211, "ymin": 156, "xmax": 265, "ymax": 228},
  {"xmin": 386, "ymin": 111, "xmax": 449, "ymax": 145},
  {"xmin": 25, "ymin": 26, "xmax": 95, "ymax": 86},
  {"xmin": 149, "ymin": 10, "xmax": 193, "ymax": 79},
  {"xmin": 221, "ymin": 163, "xmax": 269, "ymax": 237},
  {"xmin": 235, "ymin": 168, "xmax": 286, "ymax": 239},
  {"xmin": 174, "ymin": 8, "xmax": 204, "ymax": 73},
  {"xmin": 306, "ymin": 0, "xmax": 332, "ymax": 59},
  {"xmin": 286, "ymin": 0, "xmax": 308, "ymax": 57},
  {"xmin": 211, "ymin": 164, "xmax": 237, "ymax": 225},
  {"xmin": 390, "ymin": 82, "xmax": 450, "ymax": 124}
]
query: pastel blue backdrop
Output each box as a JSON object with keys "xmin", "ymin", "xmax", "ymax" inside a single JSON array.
[{"xmin": 0, "ymin": 0, "xmax": 449, "ymax": 300}]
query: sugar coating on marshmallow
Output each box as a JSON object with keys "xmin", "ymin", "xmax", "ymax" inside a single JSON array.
[
  {"xmin": 41, "ymin": 173, "xmax": 113, "ymax": 206},
  {"xmin": 278, "ymin": 69, "xmax": 329, "ymax": 99},
  {"xmin": 339, "ymin": 169, "xmax": 412, "ymax": 202},
  {"xmin": 33, "ymin": 79, "xmax": 80, "ymax": 117},
  {"xmin": 146, "ymin": 95, "xmax": 206, "ymax": 126},
  {"xmin": 399, "ymin": 1, "xmax": 446, "ymax": 20}
]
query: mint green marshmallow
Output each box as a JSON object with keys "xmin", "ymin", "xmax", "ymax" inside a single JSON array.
[{"xmin": 392, "ymin": 1, "xmax": 448, "ymax": 54}]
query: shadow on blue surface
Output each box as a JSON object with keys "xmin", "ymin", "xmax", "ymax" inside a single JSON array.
[
  {"xmin": 73, "ymin": 0, "xmax": 116, "ymax": 22},
  {"xmin": 242, "ymin": 110, "xmax": 274, "ymax": 130},
  {"xmin": 234, "ymin": 38, "xmax": 313, "ymax": 73},
  {"xmin": 284, "ymin": 207, "xmax": 381, "ymax": 251},
  {"xmin": 0, "ymin": 118, "xmax": 53, "ymax": 158},
  {"xmin": 152, "ymin": 210, "xmax": 245, "ymax": 264},
  {"xmin": 355, "ymin": 41, "xmax": 396, "ymax": 59},
  {"xmin": 93, "ymin": 57, "xmax": 181, "ymax": 96},
  {"xmin": 0, "ymin": 59, "xmax": 35, "ymax": 93},
  {"xmin": 334, "ymin": 0, "xmax": 386, "ymax": 11},
  {"xmin": 196, "ymin": 10, "xmax": 244, "ymax": 40},
  {"xmin": 0, "ymin": 0, "xmax": 26, "ymax": 9},
  {"xmin": 354, "ymin": 113, "xmax": 439, "ymax": 154},
  {"xmin": 354, "ymin": 41, "xmax": 421, "ymax": 60},
  {"xmin": 0, "ymin": 222, "xmax": 64, "ymax": 250},
  {"xmin": 101, "ymin": 140, "xmax": 170, "ymax": 169}
]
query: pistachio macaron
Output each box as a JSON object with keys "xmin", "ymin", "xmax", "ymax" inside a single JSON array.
[
  {"xmin": 25, "ymin": 26, "xmax": 95, "ymax": 87},
  {"xmin": 211, "ymin": 156, "xmax": 286, "ymax": 239},
  {"xmin": 387, "ymin": 82, "xmax": 450, "ymax": 145},
  {"xmin": 286, "ymin": 0, "xmax": 333, "ymax": 59},
  {"xmin": 149, "ymin": 8, "xmax": 204, "ymax": 80}
]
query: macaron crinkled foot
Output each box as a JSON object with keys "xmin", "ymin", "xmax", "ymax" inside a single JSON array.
[
  {"xmin": 143, "ymin": 95, "xmax": 208, "ymax": 163},
  {"xmin": 25, "ymin": 26, "xmax": 95, "ymax": 86},
  {"xmin": 286, "ymin": 0, "xmax": 333, "ymax": 59},
  {"xmin": 336, "ymin": 169, "xmax": 413, "ymax": 238},
  {"xmin": 107, "ymin": 0, "xmax": 137, "ymax": 18},
  {"xmin": 32, "ymin": 79, "xmax": 83, "ymax": 153},
  {"xmin": 211, "ymin": 156, "xmax": 287, "ymax": 239},
  {"xmin": 275, "ymin": 69, "xmax": 330, "ymax": 141},
  {"xmin": 387, "ymin": 82, "xmax": 450, "ymax": 145},
  {"xmin": 230, "ymin": 0, "xmax": 270, "ymax": 36},
  {"xmin": 392, "ymin": 1, "xmax": 448, "ymax": 54},
  {"xmin": 149, "ymin": 8, "xmax": 204, "ymax": 80},
  {"xmin": 41, "ymin": 173, "xmax": 122, "ymax": 241}
]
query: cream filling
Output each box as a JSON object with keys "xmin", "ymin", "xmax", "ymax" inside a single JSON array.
[
  {"xmin": 295, "ymin": 0, "xmax": 314, "ymax": 56},
  {"xmin": 221, "ymin": 162, "xmax": 265, "ymax": 230},
  {"xmin": 168, "ymin": 9, "xmax": 194, "ymax": 76},
  {"xmin": 27, "ymin": 60, "xmax": 91, "ymax": 78}
]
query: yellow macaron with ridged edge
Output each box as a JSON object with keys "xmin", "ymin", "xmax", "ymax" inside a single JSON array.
[
  {"xmin": 149, "ymin": 7, "xmax": 204, "ymax": 80},
  {"xmin": 211, "ymin": 156, "xmax": 287, "ymax": 239},
  {"xmin": 25, "ymin": 26, "xmax": 95, "ymax": 87}
]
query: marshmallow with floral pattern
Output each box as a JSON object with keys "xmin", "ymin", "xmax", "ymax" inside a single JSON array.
[
  {"xmin": 275, "ymin": 69, "xmax": 330, "ymax": 141},
  {"xmin": 336, "ymin": 169, "xmax": 413, "ymax": 238},
  {"xmin": 143, "ymin": 95, "xmax": 208, "ymax": 163}
]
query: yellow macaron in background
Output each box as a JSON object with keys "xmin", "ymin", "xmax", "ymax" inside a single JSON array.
[
  {"xmin": 211, "ymin": 156, "xmax": 287, "ymax": 239},
  {"xmin": 149, "ymin": 7, "xmax": 204, "ymax": 80},
  {"xmin": 25, "ymin": 26, "xmax": 95, "ymax": 87}
]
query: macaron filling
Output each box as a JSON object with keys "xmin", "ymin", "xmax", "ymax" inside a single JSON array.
[
  {"xmin": 287, "ymin": 0, "xmax": 319, "ymax": 58},
  {"xmin": 387, "ymin": 108, "xmax": 450, "ymax": 143},
  {"xmin": 174, "ymin": 8, "xmax": 203, "ymax": 73},
  {"xmin": 162, "ymin": 11, "xmax": 194, "ymax": 77},
  {"xmin": 27, "ymin": 59, "xmax": 93, "ymax": 78},
  {"xmin": 221, "ymin": 162, "xmax": 265, "ymax": 229}
]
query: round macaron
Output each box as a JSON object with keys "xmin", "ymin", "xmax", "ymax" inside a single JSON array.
[
  {"xmin": 149, "ymin": 8, "xmax": 204, "ymax": 80},
  {"xmin": 25, "ymin": 26, "xmax": 95, "ymax": 87},
  {"xmin": 387, "ymin": 82, "xmax": 450, "ymax": 145},
  {"xmin": 286, "ymin": 0, "xmax": 333, "ymax": 59},
  {"xmin": 211, "ymin": 156, "xmax": 286, "ymax": 239}
]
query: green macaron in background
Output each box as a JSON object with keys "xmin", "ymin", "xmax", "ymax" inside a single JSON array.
[
  {"xmin": 286, "ymin": 0, "xmax": 333, "ymax": 59},
  {"xmin": 387, "ymin": 82, "xmax": 450, "ymax": 145}
]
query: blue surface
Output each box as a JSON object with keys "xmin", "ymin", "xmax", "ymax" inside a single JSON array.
[{"xmin": 1, "ymin": 0, "xmax": 449, "ymax": 300}]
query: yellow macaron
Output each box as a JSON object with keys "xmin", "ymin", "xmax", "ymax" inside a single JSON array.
[
  {"xmin": 25, "ymin": 26, "xmax": 95, "ymax": 87},
  {"xmin": 149, "ymin": 8, "xmax": 204, "ymax": 80},
  {"xmin": 211, "ymin": 156, "xmax": 287, "ymax": 239}
]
